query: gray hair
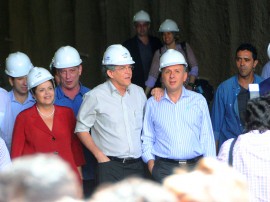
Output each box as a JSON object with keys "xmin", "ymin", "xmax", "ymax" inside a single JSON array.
[
  {"xmin": 102, "ymin": 65, "xmax": 115, "ymax": 79},
  {"xmin": 0, "ymin": 154, "xmax": 80, "ymax": 202}
]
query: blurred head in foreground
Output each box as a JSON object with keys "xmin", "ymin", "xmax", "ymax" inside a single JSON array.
[
  {"xmin": 163, "ymin": 158, "xmax": 249, "ymax": 202},
  {"xmin": 88, "ymin": 177, "xmax": 177, "ymax": 202},
  {"xmin": 0, "ymin": 154, "xmax": 81, "ymax": 202}
]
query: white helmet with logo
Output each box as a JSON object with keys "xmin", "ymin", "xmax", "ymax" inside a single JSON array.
[
  {"xmin": 159, "ymin": 49, "xmax": 188, "ymax": 71},
  {"xmin": 159, "ymin": 19, "xmax": 179, "ymax": 32},
  {"xmin": 267, "ymin": 43, "xmax": 270, "ymax": 59},
  {"xmin": 52, "ymin": 46, "xmax": 82, "ymax": 69},
  {"xmin": 102, "ymin": 44, "xmax": 135, "ymax": 66},
  {"xmin": 5, "ymin": 52, "xmax": 33, "ymax": 77},
  {"xmin": 133, "ymin": 10, "xmax": 151, "ymax": 23},
  {"xmin": 27, "ymin": 67, "xmax": 54, "ymax": 90}
]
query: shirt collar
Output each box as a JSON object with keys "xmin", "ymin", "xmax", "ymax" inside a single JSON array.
[
  {"xmin": 56, "ymin": 82, "xmax": 85, "ymax": 99},
  {"xmin": 107, "ymin": 80, "xmax": 131, "ymax": 95},
  {"xmin": 162, "ymin": 87, "xmax": 189, "ymax": 102},
  {"xmin": 9, "ymin": 90, "xmax": 35, "ymax": 104}
]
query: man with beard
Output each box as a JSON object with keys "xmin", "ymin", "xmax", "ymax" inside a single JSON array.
[{"xmin": 211, "ymin": 43, "xmax": 263, "ymax": 152}]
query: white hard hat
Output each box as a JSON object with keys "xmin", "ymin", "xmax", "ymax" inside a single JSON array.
[
  {"xmin": 52, "ymin": 46, "xmax": 82, "ymax": 69},
  {"xmin": 102, "ymin": 44, "xmax": 135, "ymax": 66},
  {"xmin": 159, "ymin": 49, "xmax": 188, "ymax": 71},
  {"xmin": 267, "ymin": 43, "xmax": 270, "ymax": 59},
  {"xmin": 159, "ymin": 19, "xmax": 179, "ymax": 32},
  {"xmin": 5, "ymin": 52, "xmax": 33, "ymax": 77},
  {"xmin": 27, "ymin": 67, "xmax": 54, "ymax": 90},
  {"xmin": 133, "ymin": 10, "xmax": 151, "ymax": 23}
]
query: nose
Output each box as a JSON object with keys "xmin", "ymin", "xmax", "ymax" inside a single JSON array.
[
  {"xmin": 240, "ymin": 59, "xmax": 245, "ymax": 66},
  {"xmin": 23, "ymin": 77, "xmax": 27, "ymax": 86},
  {"xmin": 169, "ymin": 72, "xmax": 175, "ymax": 78},
  {"xmin": 66, "ymin": 71, "xmax": 71, "ymax": 79}
]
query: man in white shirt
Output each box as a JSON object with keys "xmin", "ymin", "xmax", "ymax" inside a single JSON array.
[{"xmin": 75, "ymin": 45, "xmax": 147, "ymax": 185}]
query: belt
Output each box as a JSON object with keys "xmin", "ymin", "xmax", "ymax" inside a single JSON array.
[
  {"xmin": 156, "ymin": 155, "xmax": 203, "ymax": 165},
  {"xmin": 107, "ymin": 156, "xmax": 141, "ymax": 164}
]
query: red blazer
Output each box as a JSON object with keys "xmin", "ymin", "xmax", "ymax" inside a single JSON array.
[{"xmin": 11, "ymin": 104, "xmax": 85, "ymax": 178}]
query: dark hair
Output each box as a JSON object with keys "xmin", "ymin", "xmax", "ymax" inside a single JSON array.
[
  {"xmin": 236, "ymin": 43, "xmax": 257, "ymax": 60},
  {"xmin": 31, "ymin": 79, "xmax": 55, "ymax": 95},
  {"xmin": 160, "ymin": 32, "xmax": 179, "ymax": 43},
  {"xmin": 245, "ymin": 95, "xmax": 270, "ymax": 133}
]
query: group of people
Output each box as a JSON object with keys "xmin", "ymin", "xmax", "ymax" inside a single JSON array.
[{"xmin": 0, "ymin": 9, "xmax": 270, "ymax": 202}]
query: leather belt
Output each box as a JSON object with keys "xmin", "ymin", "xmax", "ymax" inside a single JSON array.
[
  {"xmin": 107, "ymin": 156, "xmax": 141, "ymax": 164},
  {"xmin": 156, "ymin": 155, "xmax": 203, "ymax": 165}
]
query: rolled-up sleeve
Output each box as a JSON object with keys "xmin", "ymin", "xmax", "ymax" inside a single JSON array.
[{"xmin": 75, "ymin": 92, "xmax": 97, "ymax": 133}]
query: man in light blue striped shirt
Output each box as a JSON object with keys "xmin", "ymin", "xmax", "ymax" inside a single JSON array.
[
  {"xmin": 4, "ymin": 52, "xmax": 35, "ymax": 151},
  {"xmin": 141, "ymin": 49, "xmax": 216, "ymax": 182}
]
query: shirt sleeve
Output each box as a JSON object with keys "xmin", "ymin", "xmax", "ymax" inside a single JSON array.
[
  {"xmin": 75, "ymin": 92, "xmax": 97, "ymax": 133},
  {"xmin": 199, "ymin": 97, "xmax": 216, "ymax": 157},
  {"xmin": 185, "ymin": 43, "xmax": 199, "ymax": 77},
  {"xmin": 211, "ymin": 85, "xmax": 225, "ymax": 141},
  {"xmin": 141, "ymin": 100, "xmax": 156, "ymax": 163},
  {"xmin": 261, "ymin": 61, "xmax": 270, "ymax": 79},
  {"xmin": 0, "ymin": 137, "xmax": 11, "ymax": 170},
  {"xmin": 145, "ymin": 49, "xmax": 161, "ymax": 88}
]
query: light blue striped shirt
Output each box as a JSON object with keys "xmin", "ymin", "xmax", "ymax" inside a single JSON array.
[
  {"xmin": 3, "ymin": 90, "xmax": 35, "ymax": 151},
  {"xmin": 141, "ymin": 87, "xmax": 216, "ymax": 163}
]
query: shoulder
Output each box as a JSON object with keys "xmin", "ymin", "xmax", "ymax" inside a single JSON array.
[
  {"xmin": 16, "ymin": 106, "xmax": 36, "ymax": 119},
  {"xmin": 55, "ymin": 105, "xmax": 73, "ymax": 113},
  {"xmin": 217, "ymin": 138, "xmax": 234, "ymax": 161},
  {"xmin": 123, "ymin": 36, "xmax": 137, "ymax": 47},
  {"xmin": 254, "ymin": 74, "xmax": 263, "ymax": 83},
  {"xmin": 186, "ymin": 89, "xmax": 206, "ymax": 101},
  {"xmin": 129, "ymin": 84, "xmax": 146, "ymax": 97},
  {"xmin": 80, "ymin": 85, "xmax": 90, "ymax": 93},
  {"xmin": 149, "ymin": 36, "xmax": 162, "ymax": 43},
  {"xmin": 217, "ymin": 76, "xmax": 237, "ymax": 90},
  {"xmin": 84, "ymin": 82, "xmax": 108, "ymax": 97}
]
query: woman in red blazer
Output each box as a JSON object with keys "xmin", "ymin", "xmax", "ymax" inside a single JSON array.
[{"xmin": 11, "ymin": 67, "xmax": 85, "ymax": 183}]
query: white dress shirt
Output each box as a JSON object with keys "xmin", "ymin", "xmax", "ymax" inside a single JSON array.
[{"xmin": 75, "ymin": 80, "xmax": 146, "ymax": 158}]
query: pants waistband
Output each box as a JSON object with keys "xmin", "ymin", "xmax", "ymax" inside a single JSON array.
[
  {"xmin": 156, "ymin": 155, "xmax": 203, "ymax": 164},
  {"xmin": 107, "ymin": 156, "xmax": 141, "ymax": 164}
]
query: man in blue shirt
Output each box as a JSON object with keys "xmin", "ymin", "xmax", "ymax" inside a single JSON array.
[
  {"xmin": 211, "ymin": 43, "xmax": 263, "ymax": 152},
  {"xmin": 51, "ymin": 46, "xmax": 95, "ymax": 198},
  {"xmin": 141, "ymin": 49, "xmax": 215, "ymax": 183},
  {"xmin": 4, "ymin": 52, "xmax": 35, "ymax": 151}
]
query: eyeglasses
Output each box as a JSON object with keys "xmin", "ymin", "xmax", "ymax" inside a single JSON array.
[{"xmin": 114, "ymin": 65, "xmax": 134, "ymax": 72}]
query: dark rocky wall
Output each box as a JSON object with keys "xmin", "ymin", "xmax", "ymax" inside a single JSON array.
[{"xmin": 1, "ymin": 0, "xmax": 270, "ymax": 90}]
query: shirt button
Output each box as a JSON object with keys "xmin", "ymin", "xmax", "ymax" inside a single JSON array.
[
  {"xmin": 54, "ymin": 151, "xmax": 58, "ymax": 155},
  {"xmin": 52, "ymin": 137, "xmax": 56, "ymax": 141}
]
